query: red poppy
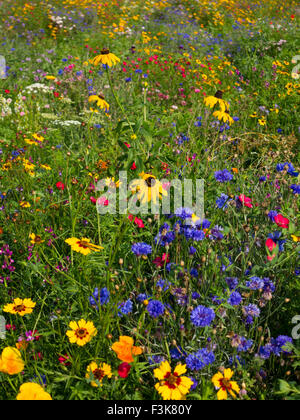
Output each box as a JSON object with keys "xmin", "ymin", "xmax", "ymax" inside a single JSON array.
[
  {"xmin": 131, "ymin": 162, "xmax": 137, "ymax": 170},
  {"xmin": 118, "ymin": 362, "xmax": 131, "ymax": 378},
  {"xmin": 274, "ymin": 214, "xmax": 289, "ymax": 229},
  {"xmin": 56, "ymin": 181, "xmax": 65, "ymax": 191},
  {"xmin": 239, "ymin": 194, "xmax": 253, "ymax": 208}
]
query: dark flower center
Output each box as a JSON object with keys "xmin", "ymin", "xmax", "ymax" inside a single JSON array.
[
  {"xmin": 145, "ymin": 176, "xmax": 156, "ymax": 188},
  {"xmin": 14, "ymin": 304, "xmax": 25, "ymax": 312},
  {"xmin": 214, "ymin": 90, "xmax": 223, "ymax": 99},
  {"xmin": 101, "ymin": 48, "xmax": 110, "ymax": 55},
  {"xmin": 93, "ymin": 368, "xmax": 105, "ymax": 381},
  {"xmin": 219, "ymin": 377, "xmax": 232, "ymax": 391},
  {"xmin": 76, "ymin": 328, "xmax": 88, "ymax": 338}
]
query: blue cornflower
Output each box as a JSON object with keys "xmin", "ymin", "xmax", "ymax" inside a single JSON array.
[
  {"xmin": 190, "ymin": 305, "xmax": 215, "ymax": 327},
  {"xmin": 267, "ymin": 210, "xmax": 278, "ymax": 222},
  {"xmin": 246, "ymin": 276, "xmax": 264, "ymax": 290},
  {"xmin": 243, "ymin": 304, "xmax": 260, "ymax": 318},
  {"xmin": 156, "ymin": 279, "xmax": 171, "ymax": 291},
  {"xmin": 118, "ymin": 299, "xmax": 133, "ymax": 317},
  {"xmin": 228, "ymin": 291, "xmax": 242, "ymax": 306},
  {"xmin": 290, "ymin": 184, "xmax": 300, "ymax": 194},
  {"xmin": 214, "ymin": 169, "xmax": 233, "ymax": 183},
  {"xmin": 216, "ymin": 193, "xmax": 229, "ymax": 209},
  {"xmin": 170, "ymin": 346, "xmax": 187, "ymax": 360},
  {"xmin": 189, "ymin": 246, "xmax": 197, "ymax": 255},
  {"xmin": 237, "ymin": 337, "xmax": 253, "ymax": 353},
  {"xmin": 89, "ymin": 287, "xmax": 110, "ymax": 308},
  {"xmin": 258, "ymin": 344, "xmax": 273, "ymax": 360},
  {"xmin": 271, "ymin": 336, "xmax": 293, "ymax": 356},
  {"xmin": 146, "ymin": 300, "xmax": 165, "ymax": 318},
  {"xmin": 226, "ymin": 277, "xmax": 239, "ymax": 290},
  {"xmin": 131, "ymin": 242, "xmax": 152, "ymax": 256},
  {"xmin": 186, "ymin": 348, "xmax": 215, "ymax": 371},
  {"xmin": 137, "ymin": 293, "xmax": 149, "ymax": 302},
  {"xmin": 174, "ymin": 207, "xmax": 194, "ymax": 220}
]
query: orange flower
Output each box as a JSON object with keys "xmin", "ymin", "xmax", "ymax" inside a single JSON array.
[
  {"xmin": 0, "ymin": 347, "xmax": 25, "ymax": 375},
  {"xmin": 111, "ymin": 336, "xmax": 143, "ymax": 363}
]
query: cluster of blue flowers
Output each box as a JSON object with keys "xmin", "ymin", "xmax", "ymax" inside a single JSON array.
[
  {"xmin": 186, "ymin": 348, "xmax": 215, "ymax": 371},
  {"xmin": 190, "ymin": 305, "xmax": 216, "ymax": 327},
  {"xmin": 132, "ymin": 242, "xmax": 152, "ymax": 256},
  {"xmin": 258, "ymin": 336, "xmax": 293, "ymax": 359}
]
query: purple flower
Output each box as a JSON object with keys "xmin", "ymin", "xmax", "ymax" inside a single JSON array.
[
  {"xmin": 146, "ymin": 300, "xmax": 165, "ymax": 318},
  {"xmin": 190, "ymin": 305, "xmax": 215, "ymax": 327},
  {"xmin": 131, "ymin": 242, "xmax": 152, "ymax": 256},
  {"xmin": 228, "ymin": 291, "xmax": 242, "ymax": 306},
  {"xmin": 214, "ymin": 169, "xmax": 233, "ymax": 183}
]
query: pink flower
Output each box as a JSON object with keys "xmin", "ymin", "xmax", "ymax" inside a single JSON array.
[
  {"xmin": 274, "ymin": 214, "xmax": 289, "ymax": 229},
  {"xmin": 118, "ymin": 362, "xmax": 131, "ymax": 378},
  {"xmin": 239, "ymin": 194, "xmax": 253, "ymax": 208},
  {"xmin": 97, "ymin": 196, "xmax": 109, "ymax": 206}
]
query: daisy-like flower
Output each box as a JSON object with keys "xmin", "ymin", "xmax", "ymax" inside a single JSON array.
[
  {"xmin": 16, "ymin": 383, "xmax": 52, "ymax": 400},
  {"xmin": 88, "ymin": 94, "xmax": 110, "ymax": 111},
  {"xmin": 204, "ymin": 91, "xmax": 228, "ymax": 110},
  {"xmin": 29, "ymin": 233, "xmax": 44, "ymax": 245},
  {"xmin": 212, "ymin": 368, "xmax": 240, "ymax": 400},
  {"xmin": 154, "ymin": 361, "xmax": 193, "ymax": 400},
  {"xmin": 65, "ymin": 237, "xmax": 103, "ymax": 256},
  {"xmin": 130, "ymin": 173, "xmax": 168, "ymax": 205},
  {"xmin": 111, "ymin": 336, "xmax": 143, "ymax": 363},
  {"xmin": 213, "ymin": 109, "xmax": 234, "ymax": 125},
  {"xmin": 291, "ymin": 234, "xmax": 300, "ymax": 243},
  {"xmin": 66, "ymin": 319, "xmax": 97, "ymax": 346},
  {"xmin": 20, "ymin": 201, "xmax": 31, "ymax": 208},
  {"xmin": 3, "ymin": 298, "xmax": 36, "ymax": 317},
  {"xmin": 89, "ymin": 48, "xmax": 120, "ymax": 67},
  {"xmin": 86, "ymin": 362, "xmax": 112, "ymax": 387}
]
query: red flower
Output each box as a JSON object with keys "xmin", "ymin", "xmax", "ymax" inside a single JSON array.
[
  {"xmin": 152, "ymin": 253, "xmax": 170, "ymax": 268},
  {"xmin": 274, "ymin": 214, "xmax": 289, "ymax": 229},
  {"xmin": 265, "ymin": 238, "xmax": 277, "ymax": 252},
  {"xmin": 128, "ymin": 214, "xmax": 145, "ymax": 228},
  {"xmin": 53, "ymin": 92, "xmax": 60, "ymax": 98},
  {"xmin": 131, "ymin": 162, "xmax": 137, "ymax": 170},
  {"xmin": 56, "ymin": 181, "xmax": 65, "ymax": 191},
  {"xmin": 118, "ymin": 362, "xmax": 131, "ymax": 378},
  {"xmin": 239, "ymin": 194, "xmax": 253, "ymax": 208}
]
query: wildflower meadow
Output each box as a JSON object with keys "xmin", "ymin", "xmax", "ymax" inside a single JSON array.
[{"xmin": 0, "ymin": 0, "xmax": 299, "ymax": 402}]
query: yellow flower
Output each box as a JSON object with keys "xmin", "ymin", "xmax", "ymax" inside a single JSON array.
[
  {"xmin": 66, "ymin": 319, "xmax": 97, "ymax": 346},
  {"xmin": 16, "ymin": 383, "xmax": 52, "ymax": 400},
  {"xmin": 291, "ymin": 234, "xmax": 300, "ymax": 243},
  {"xmin": 0, "ymin": 347, "xmax": 25, "ymax": 375},
  {"xmin": 89, "ymin": 48, "xmax": 120, "ymax": 67},
  {"xmin": 29, "ymin": 233, "xmax": 44, "ymax": 245},
  {"xmin": 212, "ymin": 368, "xmax": 240, "ymax": 400},
  {"xmin": 45, "ymin": 75, "xmax": 56, "ymax": 81},
  {"xmin": 3, "ymin": 298, "xmax": 36, "ymax": 317},
  {"xmin": 154, "ymin": 361, "xmax": 193, "ymax": 400},
  {"xmin": 213, "ymin": 109, "xmax": 234, "ymax": 125},
  {"xmin": 65, "ymin": 237, "xmax": 103, "ymax": 255},
  {"xmin": 130, "ymin": 173, "xmax": 168, "ymax": 205},
  {"xmin": 86, "ymin": 362, "xmax": 112, "ymax": 387},
  {"xmin": 258, "ymin": 116, "xmax": 266, "ymax": 126},
  {"xmin": 88, "ymin": 94, "xmax": 110, "ymax": 111},
  {"xmin": 20, "ymin": 201, "xmax": 31, "ymax": 208}
]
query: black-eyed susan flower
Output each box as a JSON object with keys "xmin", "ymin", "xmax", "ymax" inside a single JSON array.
[
  {"xmin": 86, "ymin": 362, "xmax": 112, "ymax": 387},
  {"xmin": 3, "ymin": 298, "xmax": 36, "ymax": 317},
  {"xmin": 213, "ymin": 108, "xmax": 234, "ymax": 125},
  {"xmin": 89, "ymin": 48, "xmax": 120, "ymax": 67},
  {"xmin": 65, "ymin": 237, "xmax": 103, "ymax": 256},
  {"xmin": 130, "ymin": 173, "xmax": 168, "ymax": 205},
  {"xmin": 154, "ymin": 361, "xmax": 193, "ymax": 400},
  {"xmin": 88, "ymin": 94, "xmax": 110, "ymax": 111},
  {"xmin": 66, "ymin": 319, "xmax": 97, "ymax": 346},
  {"xmin": 29, "ymin": 233, "xmax": 44, "ymax": 245},
  {"xmin": 212, "ymin": 368, "xmax": 240, "ymax": 400}
]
